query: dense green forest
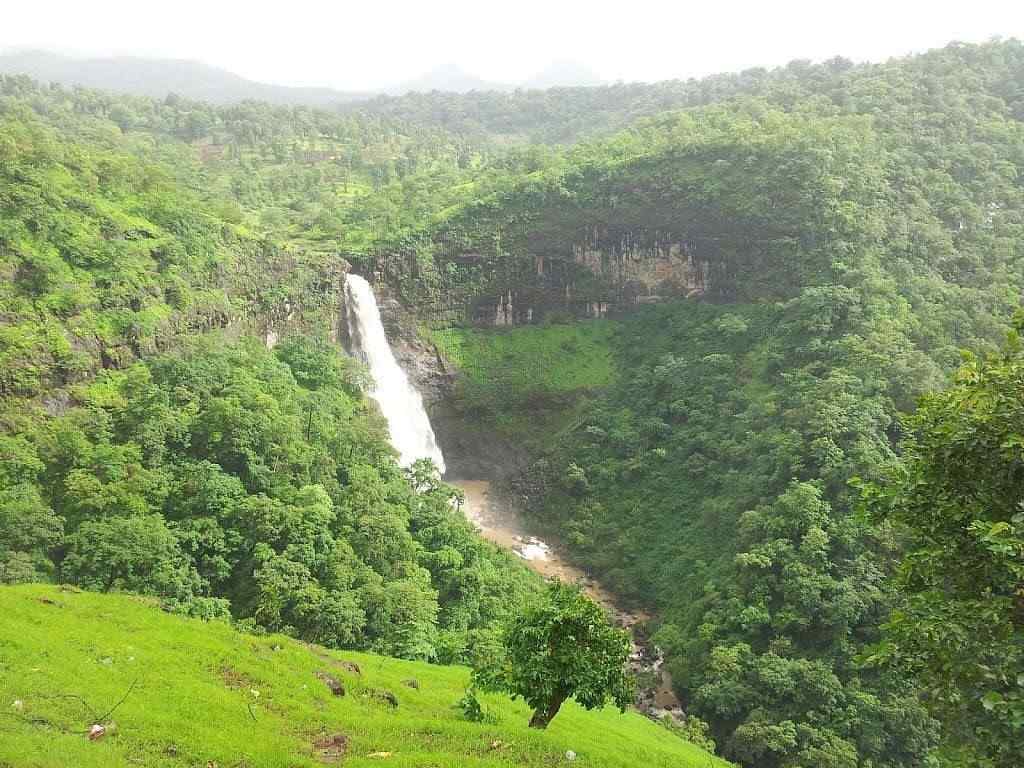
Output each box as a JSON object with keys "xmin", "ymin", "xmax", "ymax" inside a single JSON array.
[
  {"xmin": 2, "ymin": 38, "xmax": 1024, "ymax": 768},
  {"xmin": 1, "ymin": 337, "xmax": 538, "ymax": 660},
  {"xmin": 420, "ymin": 40, "xmax": 1024, "ymax": 767},
  {"xmin": 0, "ymin": 74, "xmax": 540, "ymax": 665}
]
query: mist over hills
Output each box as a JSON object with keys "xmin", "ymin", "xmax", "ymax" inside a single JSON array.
[
  {"xmin": 388, "ymin": 61, "xmax": 510, "ymax": 94},
  {"xmin": 390, "ymin": 59, "xmax": 605, "ymax": 93},
  {"xmin": 523, "ymin": 58, "xmax": 604, "ymax": 88},
  {"xmin": 0, "ymin": 49, "xmax": 605, "ymax": 105},
  {"xmin": 0, "ymin": 50, "xmax": 371, "ymax": 105}
]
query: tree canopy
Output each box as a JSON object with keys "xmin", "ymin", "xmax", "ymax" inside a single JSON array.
[
  {"xmin": 473, "ymin": 581, "xmax": 635, "ymax": 729},
  {"xmin": 862, "ymin": 314, "xmax": 1024, "ymax": 767}
]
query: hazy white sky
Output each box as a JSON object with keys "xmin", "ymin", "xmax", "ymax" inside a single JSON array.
[{"xmin": 3, "ymin": 0, "xmax": 1024, "ymax": 90}]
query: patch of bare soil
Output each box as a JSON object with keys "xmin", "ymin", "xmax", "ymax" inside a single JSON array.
[{"xmin": 312, "ymin": 732, "xmax": 348, "ymax": 764}]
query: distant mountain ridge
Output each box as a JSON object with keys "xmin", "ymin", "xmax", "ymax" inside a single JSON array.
[
  {"xmin": 0, "ymin": 50, "xmax": 371, "ymax": 106},
  {"xmin": 386, "ymin": 61, "xmax": 512, "ymax": 94},
  {"xmin": 0, "ymin": 50, "xmax": 605, "ymax": 105}
]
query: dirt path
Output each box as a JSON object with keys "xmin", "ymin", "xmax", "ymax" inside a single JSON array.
[{"xmin": 451, "ymin": 478, "xmax": 681, "ymax": 716}]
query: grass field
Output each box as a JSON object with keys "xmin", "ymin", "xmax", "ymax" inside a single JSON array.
[
  {"xmin": 430, "ymin": 321, "xmax": 617, "ymax": 394},
  {"xmin": 0, "ymin": 584, "xmax": 729, "ymax": 768},
  {"xmin": 428, "ymin": 320, "xmax": 618, "ymax": 447}
]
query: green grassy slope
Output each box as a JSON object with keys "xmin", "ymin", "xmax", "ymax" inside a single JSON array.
[
  {"xmin": 428, "ymin": 320, "xmax": 617, "ymax": 449},
  {"xmin": 0, "ymin": 585, "xmax": 729, "ymax": 768},
  {"xmin": 431, "ymin": 322, "xmax": 616, "ymax": 393}
]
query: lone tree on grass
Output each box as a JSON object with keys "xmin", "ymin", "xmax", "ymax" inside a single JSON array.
[{"xmin": 474, "ymin": 581, "xmax": 634, "ymax": 728}]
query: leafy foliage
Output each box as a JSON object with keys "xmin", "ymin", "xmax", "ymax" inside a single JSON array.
[
  {"xmin": 0, "ymin": 337, "xmax": 536, "ymax": 661},
  {"xmin": 473, "ymin": 582, "xmax": 634, "ymax": 729},
  {"xmin": 862, "ymin": 316, "xmax": 1024, "ymax": 767}
]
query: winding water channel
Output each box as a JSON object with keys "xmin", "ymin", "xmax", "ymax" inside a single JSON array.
[
  {"xmin": 343, "ymin": 273, "xmax": 680, "ymax": 718},
  {"xmin": 452, "ymin": 478, "xmax": 681, "ymax": 715}
]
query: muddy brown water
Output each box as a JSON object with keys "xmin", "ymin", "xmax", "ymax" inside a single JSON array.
[{"xmin": 451, "ymin": 478, "xmax": 681, "ymax": 714}]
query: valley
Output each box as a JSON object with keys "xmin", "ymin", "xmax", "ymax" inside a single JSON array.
[
  {"xmin": 2, "ymin": 34, "xmax": 1024, "ymax": 768},
  {"xmin": 344, "ymin": 268, "xmax": 681, "ymax": 719},
  {"xmin": 452, "ymin": 478, "xmax": 683, "ymax": 717}
]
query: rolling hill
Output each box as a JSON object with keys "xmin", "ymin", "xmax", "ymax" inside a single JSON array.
[{"xmin": 0, "ymin": 584, "xmax": 728, "ymax": 768}]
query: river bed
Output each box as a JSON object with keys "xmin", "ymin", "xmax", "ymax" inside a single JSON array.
[
  {"xmin": 451, "ymin": 478, "xmax": 682, "ymax": 716},
  {"xmin": 343, "ymin": 273, "xmax": 683, "ymax": 717}
]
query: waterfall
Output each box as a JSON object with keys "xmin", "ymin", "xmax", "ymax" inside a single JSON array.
[{"xmin": 344, "ymin": 274, "xmax": 446, "ymax": 474}]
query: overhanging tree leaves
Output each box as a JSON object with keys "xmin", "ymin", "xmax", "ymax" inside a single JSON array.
[{"xmin": 863, "ymin": 315, "xmax": 1024, "ymax": 767}]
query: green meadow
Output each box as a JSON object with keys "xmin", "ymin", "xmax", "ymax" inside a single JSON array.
[{"xmin": 0, "ymin": 584, "xmax": 729, "ymax": 768}]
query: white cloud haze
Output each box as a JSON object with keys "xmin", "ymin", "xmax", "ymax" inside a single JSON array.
[{"xmin": 2, "ymin": 0, "xmax": 1023, "ymax": 90}]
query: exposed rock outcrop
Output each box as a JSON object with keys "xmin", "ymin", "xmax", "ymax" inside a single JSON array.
[
  {"xmin": 375, "ymin": 229, "xmax": 710, "ymax": 330},
  {"xmin": 356, "ymin": 282, "xmax": 526, "ymax": 479}
]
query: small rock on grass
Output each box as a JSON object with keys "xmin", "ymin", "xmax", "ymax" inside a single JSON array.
[
  {"xmin": 366, "ymin": 689, "xmax": 398, "ymax": 708},
  {"xmin": 315, "ymin": 671, "xmax": 345, "ymax": 697},
  {"xmin": 339, "ymin": 660, "xmax": 361, "ymax": 675},
  {"xmin": 313, "ymin": 732, "xmax": 348, "ymax": 764}
]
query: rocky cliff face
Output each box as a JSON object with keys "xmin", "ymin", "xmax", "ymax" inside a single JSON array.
[
  {"xmin": 378, "ymin": 229, "xmax": 710, "ymax": 330},
  {"xmin": 346, "ymin": 280, "xmax": 527, "ymax": 479},
  {"xmin": 569, "ymin": 234, "xmax": 708, "ymax": 305},
  {"xmin": 260, "ymin": 256, "xmax": 350, "ymax": 349},
  {"xmin": 477, "ymin": 241, "xmax": 707, "ymax": 325},
  {"xmin": 360, "ymin": 227, "xmax": 710, "ymax": 469}
]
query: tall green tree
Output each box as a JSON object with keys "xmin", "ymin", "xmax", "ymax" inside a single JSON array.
[
  {"xmin": 474, "ymin": 581, "xmax": 634, "ymax": 729},
  {"xmin": 677, "ymin": 481, "xmax": 935, "ymax": 768},
  {"xmin": 864, "ymin": 317, "xmax": 1024, "ymax": 767}
]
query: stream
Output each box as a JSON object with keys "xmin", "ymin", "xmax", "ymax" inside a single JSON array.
[
  {"xmin": 452, "ymin": 478, "xmax": 683, "ymax": 718},
  {"xmin": 343, "ymin": 272, "xmax": 682, "ymax": 720}
]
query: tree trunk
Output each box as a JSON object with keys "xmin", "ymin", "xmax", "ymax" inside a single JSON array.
[{"xmin": 529, "ymin": 692, "xmax": 568, "ymax": 729}]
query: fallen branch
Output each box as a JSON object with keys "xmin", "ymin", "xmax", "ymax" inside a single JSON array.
[
  {"xmin": 95, "ymin": 678, "xmax": 139, "ymax": 723},
  {"xmin": 24, "ymin": 677, "xmax": 141, "ymax": 737}
]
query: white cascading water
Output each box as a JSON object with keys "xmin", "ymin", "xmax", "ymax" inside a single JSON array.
[{"xmin": 344, "ymin": 274, "xmax": 446, "ymax": 474}]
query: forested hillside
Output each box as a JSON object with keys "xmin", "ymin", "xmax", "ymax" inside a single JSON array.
[
  {"xmin": 0, "ymin": 73, "xmax": 519, "ymax": 253},
  {"xmin": 416, "ymin": 40, "xmax": 1024, "ymax": 767},
  {"xmin": 0, "ymin": 74, "xmax": 540, "ymax": 666},
  {"xmin": 1, "ymin": 38, "xmax": 1023, "ymax": 768},
  {"xmin": 346, "ymin": 39, "xmax": 1024, "ymax": 144}
]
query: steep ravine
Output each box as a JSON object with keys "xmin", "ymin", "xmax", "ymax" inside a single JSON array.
[
  {"xmin": 367, "ymin": 293, "xmax": 683, "ymax": 720},
  {"xmin": 452, "ymin": 478, "xmax": 684, "ymax": 718}
]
